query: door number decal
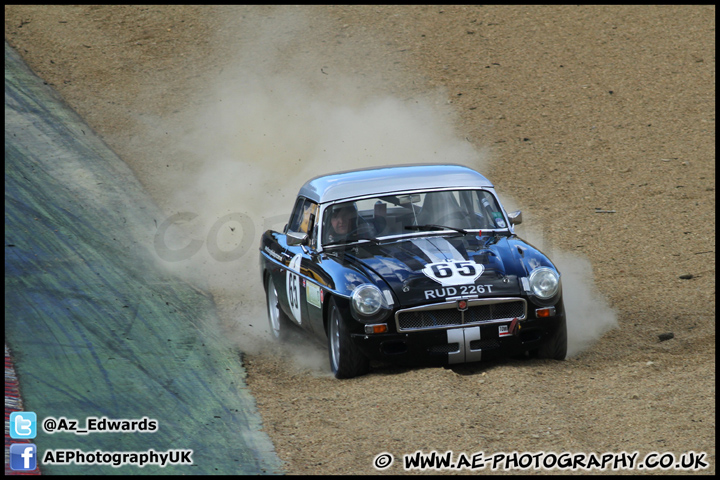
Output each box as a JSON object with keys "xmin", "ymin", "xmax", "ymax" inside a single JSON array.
[{"xmin": 286, "ymin": 254, "xmax": 303, "ymax": 324}]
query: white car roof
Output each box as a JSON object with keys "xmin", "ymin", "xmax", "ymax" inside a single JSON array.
[{"xmin": 297, "ymin": 164, "xmax": 494, "ymax": 203}]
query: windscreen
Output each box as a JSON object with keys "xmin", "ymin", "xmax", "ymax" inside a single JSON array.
[{"xmin": 322, "ymin": 190, "xmax": 507, "ymax": 245}]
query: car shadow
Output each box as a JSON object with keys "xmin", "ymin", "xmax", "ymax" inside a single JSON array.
[{"xmin": 367, "ymin": 353, "xmax": 545, "ymax": 378}]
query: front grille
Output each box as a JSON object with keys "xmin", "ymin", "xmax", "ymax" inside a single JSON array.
[
  {"xmin": 469, "ymin": 339, "xmax": 500, "ymax": 350},
  {"xmin": 464, "ymin": 301, "xmax": 525, "ymax": 323},
  {"xmin": 396, "ymin": 298, "xmax": 526, "ymax": 332},
  {"xmin": 428, "ymin": 343, "xmax": 460, "ymax": 354}
]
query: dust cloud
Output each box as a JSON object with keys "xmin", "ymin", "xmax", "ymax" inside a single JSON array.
[
  {"xmin": 150, "ymin": 8, "xmax": 615, "ymax": 371},
  {"xmin": 555, "ymin": 253, "xmax": 618, "ymax": 357},
  {"xmin": 512, "ymin": 221, "xmax": 619, "ymax": 357}
]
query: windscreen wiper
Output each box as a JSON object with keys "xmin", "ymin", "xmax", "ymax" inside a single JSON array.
[
  {"xmin": 324, "ymin": 235, "xmax": 379, "ymax": 248},
  {"xmin": 405, "ymin": 224, "xmax": 468, "ymax": 235}
]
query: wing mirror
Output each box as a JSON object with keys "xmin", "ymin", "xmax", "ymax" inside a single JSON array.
[
  {"xmin": 286, "ymin": 231, "xmax": 309, "ymax": 246},
  {"xmin": 508, "ymin": 210, "xmax": 522, "ymax": 225}
]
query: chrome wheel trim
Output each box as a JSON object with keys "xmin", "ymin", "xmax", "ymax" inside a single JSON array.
[
  {"xmin": 267, "ymin": 278, "xmax": 281, "ymax": 339},
  {"xmin": 329, "ymin": 306, "xmax": 341, "ymax": 371}
]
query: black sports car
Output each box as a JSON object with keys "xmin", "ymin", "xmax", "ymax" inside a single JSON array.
[{"xmin": 260, "ymin": 164, "xmax": 566, "ymax": 378}]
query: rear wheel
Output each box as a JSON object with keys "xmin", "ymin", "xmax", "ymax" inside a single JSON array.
[
  {"xmin": 537, "ymin": 315, "xmax": 567, "ymax": 360},
  {"xmin": 327, "ymin": 297, "xmax": 370, "ymax": 379},
  {"xmin": 266, "ymin": 276, "xmax": 290, "ymax": 341}
]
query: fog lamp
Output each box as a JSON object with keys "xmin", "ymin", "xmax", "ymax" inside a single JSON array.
[
  {"xmin": 535, "ymin": 306, "xmax": 556, "ymax": 318},
  {"xmin": 364, "ymin": 324, "xmax": 388, "ymax": 334}
]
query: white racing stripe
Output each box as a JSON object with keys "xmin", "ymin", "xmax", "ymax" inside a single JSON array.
[
  {"xmin": 411, "ymin": 237, "xmax": 466, "ymax": 263},
  {"xmin": 413, "ymin": 237, "xmax": 483, "ymax": 286}
]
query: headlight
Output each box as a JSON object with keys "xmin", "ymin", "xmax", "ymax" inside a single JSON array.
[
  {"xmin": 351, "ymin": 284, "xmax": 387, "ymax": 316},
  {"xmin": 528, "ymin": 267, "xmax": 560, "ymax": 299}
]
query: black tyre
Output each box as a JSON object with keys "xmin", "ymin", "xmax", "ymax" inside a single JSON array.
[
  {"xmin": 266, "ymin": 276, "xmax": 291, "ymax": 341},
  {"xmin": 327, "ymin": 297, "xmax": 370, "ymax": 379},
  {"xmin": 537, "ymin": 315, "xmax": 567, "ymax": 360}
]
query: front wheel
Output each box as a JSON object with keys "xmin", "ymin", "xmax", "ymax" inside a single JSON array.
[
  {"xmin": 537, "ymin": 315, "xmax": 567, "ymax": 360},
  {"xmin": 327, "ymin": 297, "xmax": 370, "ymax": 379},
  {"xmin": 266, "ymin": 276, "xmax": 291, "ymax": 341}
]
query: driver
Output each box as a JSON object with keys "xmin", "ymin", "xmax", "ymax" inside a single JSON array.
[{"xmin": 326, "ymin": 204, "xmax": 357, "ymax": 243}]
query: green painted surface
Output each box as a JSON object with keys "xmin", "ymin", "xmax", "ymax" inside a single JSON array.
[{"xmin": 4, "ymin": 42, "xmax": 283, "ymax": 475}]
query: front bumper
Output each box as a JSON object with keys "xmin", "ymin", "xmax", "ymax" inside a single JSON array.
[{"xmin": 350, "ymin": 314, "xmax": 565, "ymax": 366}]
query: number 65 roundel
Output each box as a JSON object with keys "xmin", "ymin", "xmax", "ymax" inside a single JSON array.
[
  {"xmin": 422, "ymin": 260, "xmax": 484, "ymax": 286},
  {"xmin": 286, "ymin": 254, "xmax": 303, "ymax": 324}
]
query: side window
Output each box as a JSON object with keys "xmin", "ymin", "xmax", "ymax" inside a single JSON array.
[
  {"xmin": 299, "ymin": 202, "xmax": 318, "ymax": 235},
  {"xmin": 475, "ymin": 191, "xmax": 506, "ymax": 229},
  {"xmin": 287, "ymin": 198, "xmax": 318, "ymax": 235},
  {"xmin": 287, "ymin": 198, "xmax": 306, "ymax": 233}
]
